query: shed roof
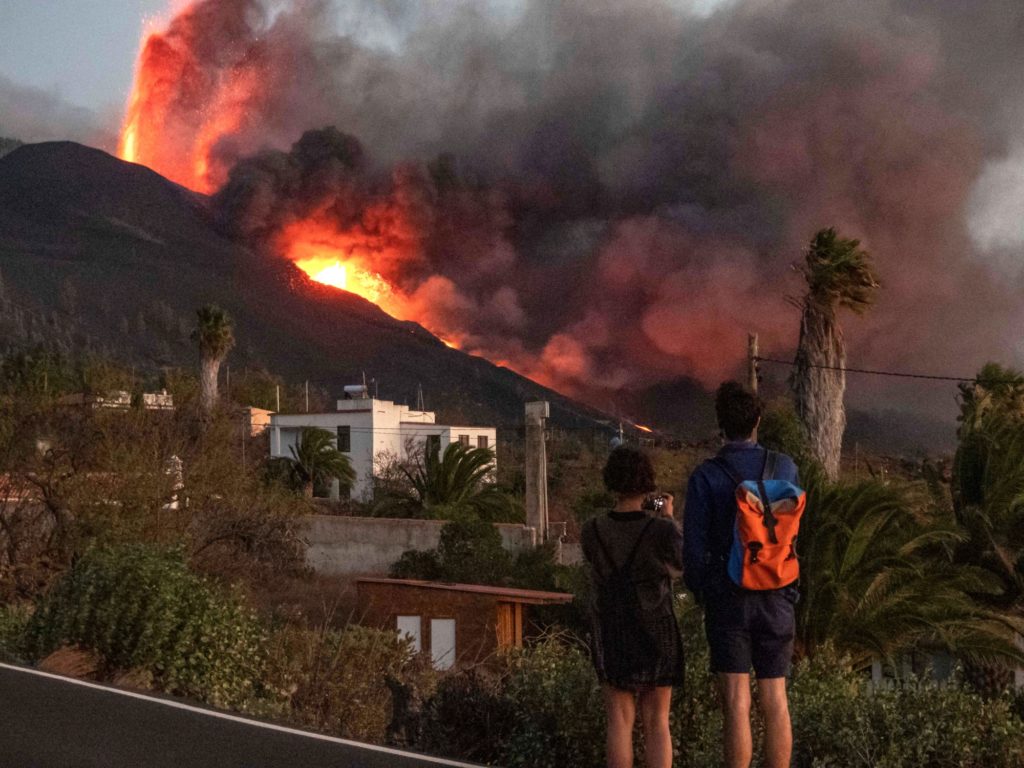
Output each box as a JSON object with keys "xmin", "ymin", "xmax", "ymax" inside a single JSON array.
[{"xmin": 356, "ymin": 578, "xmax": 573, "ymax": 605}]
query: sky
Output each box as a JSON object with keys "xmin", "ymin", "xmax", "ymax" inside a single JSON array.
[
  {"xmin": 0, "ymin": 0, "xmax": 730, "ymax": 115},
  {"xmin": 0, "ymin": 0, "xmax": 170, "ymax": 113}
]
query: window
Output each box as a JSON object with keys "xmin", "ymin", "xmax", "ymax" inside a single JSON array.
[
  {"xmin": 337, "ymin": 425, "xmax": 351, "ymax": 453},
  {"xmin": 426, "ymin": 434, "xmax": 441, "ymax": 455},
  {"xmin": 458, "ymin": 434, "xmax": 470, "ymax": 447},
  {"xmin": 431, "ymin": 618, "xmax": 456, "ymax": 670},
  {"xmin": 396, "ymin": 616, "xmax": 422, "ymax": 653},
  {"xmin": 477, "ymin": 435, "xmax": 489, "ymax": 450}
]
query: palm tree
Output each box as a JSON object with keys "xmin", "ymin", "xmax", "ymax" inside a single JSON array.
[
  {"xmin": 398, "ymin": 442, "xmax": 518, "ymax": 522},
  {"xmin": 797, "ymin": 466, "xmax": 1024, "ymax": 671},
  {"xmin": 191, "ymin": 305, "xmax": 235, "ymax": 417},
  {"xmin": 791, "ymin": 228, "xmax": 879, "ymax": 480},
  {"xmin": 951, "ymin": 370, "xmax": 1024, "ymax": 693},
  {"xmin": 285, "ymin": 427, "xmax": 355, "ymax": 498}
]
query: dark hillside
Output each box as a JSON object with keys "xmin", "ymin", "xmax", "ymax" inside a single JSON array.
[{"xmin": 0, "ymin": 142, "xmax": 615, "ymax": 430}]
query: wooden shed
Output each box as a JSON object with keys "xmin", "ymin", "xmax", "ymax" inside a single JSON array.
[{"xmin": 355, "ymin": 578, "xmax": 573, "ymax": 669}]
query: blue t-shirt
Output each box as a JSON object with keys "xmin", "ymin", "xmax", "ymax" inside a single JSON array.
[{"xmin": 682, "ymin": 441, "xmax": 799, "ymax": 598}]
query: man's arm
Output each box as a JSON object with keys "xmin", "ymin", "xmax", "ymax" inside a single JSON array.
[{"xmin": 682, "ymin": 468, "xmax": 712, "ymax": 600}]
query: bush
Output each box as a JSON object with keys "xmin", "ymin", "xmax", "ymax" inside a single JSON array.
[
  {"xmin": 0, "ymin": 603, "xmax": 32, "ymax": 662},
  {"xmin": 390, "ymin": 519, "xmax": 512, "ymax": 585},
  {"xmin": 268, "ymin": 624, "xmax": 436, "ymax": 744},
  {"xmin": 419, "ymin": 668, "xmax": 516, "ymax": 763},
  {"xmin": 789, "ymin": 651, "xmax": 1024, "ymax": 768},
  {"xmin": 24, "ymin": 545, "xmax": 266, "ymax": 709},
  {"xmin": 498, "ymin": 636, "xmax": 606, "ymax": 768}
]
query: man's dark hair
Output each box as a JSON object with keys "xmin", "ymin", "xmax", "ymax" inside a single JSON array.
[
  {"xmin": 602, "ymin": 447, "xmax": 657, "ymax": 495},
  {"xmin": 715, "ymin": 381, "xmax": 764, "ymax": 440}
]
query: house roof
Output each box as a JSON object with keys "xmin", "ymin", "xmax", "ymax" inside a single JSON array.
[{"xmin": 356, "ymin": 578, "xmax": 573, "ymax": 605}]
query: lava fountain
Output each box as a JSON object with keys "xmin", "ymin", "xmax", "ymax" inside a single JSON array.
[{"xmin": 117, "ymin": 3, "xmax": 433, "ymax": 324}]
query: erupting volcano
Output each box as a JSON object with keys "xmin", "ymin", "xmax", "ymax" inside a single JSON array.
[{"xmin": 111, "ymin": 0, "xmax": 1024, "ymax": 416}]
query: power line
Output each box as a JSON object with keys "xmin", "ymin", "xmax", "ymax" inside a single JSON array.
[{"xmin": 755, "ymin": 356, "xmax": 1021, "ymax": 386}]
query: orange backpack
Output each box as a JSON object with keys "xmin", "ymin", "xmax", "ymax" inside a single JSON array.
[{"xmin": 712, "ymin": 451, "xmax": 805, "ymax": 591}]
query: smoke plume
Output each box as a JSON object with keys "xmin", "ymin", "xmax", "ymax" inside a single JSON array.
[
  {"xmin": 125, "ymin": 0, "xmax": 1024, "ymax": 414},
  {"xmin": 0, "ymin": 74, "xmax": 113, "ymax": 149}
]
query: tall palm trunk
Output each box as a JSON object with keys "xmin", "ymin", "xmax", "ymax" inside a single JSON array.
[
  {"xmin": 199, "ymin": 353, "xmax": 223, "ymax": 417},
  {"xmin": 790, "ymin": 228, "xmax": 878, "ymax": 481},
  {"xmin": 192, "ymin": 305, "xmax": 235, "ymax": 422},
  {"xmin": 793, "ymin": 302, "xmax": 846, "ymax": 480}
]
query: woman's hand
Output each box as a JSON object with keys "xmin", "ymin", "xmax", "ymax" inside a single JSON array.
[{"xmin": 660, "ymin": 493, "xmax": 675, "ymax": 519}]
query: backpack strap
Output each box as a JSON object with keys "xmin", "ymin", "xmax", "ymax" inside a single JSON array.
[
  {"xmin": 711, "ymin": 456, "xmax": 744, "ymax": 486},
  {"xmin": 592, "ymin": 517, "xmax": 656, "ymax": 574},
  {"xmin": 762, "ymin": 450, "xmax": 779, "ymax": 481}
]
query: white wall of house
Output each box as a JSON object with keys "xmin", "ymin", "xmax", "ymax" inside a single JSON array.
[{"xmin": 269, "ymin": 396, "xmax": 497, "ymax": 501}]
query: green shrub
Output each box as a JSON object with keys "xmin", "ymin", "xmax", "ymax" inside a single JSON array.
[
  {"xmin": 270, "ymin": 624, "xmax": 435, "ymax": 744},
  {"xmin": 419, "ymin": 668, "xmax": 516, "ymax": 763},
  {"xmin": 390, "ymin": 519, "xmax": 512, "ymax": 585},
  {"xmin": 789, "ymin": 650, "xmax": 1024, "ymax": 768},
  {"xmin": 0, "ymin": 603, "xmax": 32, "ymax": 662},
  {"xmin": 498, "ymin": 636, "xmax": 606, "ymax": 768},
  {"xmin": 24, "ymin": 545, "xmax": 266, "ymax": 709}
]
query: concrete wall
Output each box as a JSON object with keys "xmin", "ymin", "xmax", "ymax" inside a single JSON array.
[{"xmin": 300, "ymin": 515, "xmax": 538, "ymax": 576}]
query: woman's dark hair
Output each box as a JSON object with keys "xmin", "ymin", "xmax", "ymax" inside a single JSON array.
[
  {"xmin": 602, "ymin": 447, "xmax": 657, "ymax": 495},
  {"xmin": 715, "ymin": 380, "xmax": 764, "ymax": 440}
]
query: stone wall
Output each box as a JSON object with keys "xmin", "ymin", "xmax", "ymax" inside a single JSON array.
[{"xmin": 299, "ymin": 515, "xmax": 538, "ymax": 576}]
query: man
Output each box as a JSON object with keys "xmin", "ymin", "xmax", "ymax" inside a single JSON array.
[{"xmin": 683, "ymin": 381, "xmax": 800, "ymax": 768}]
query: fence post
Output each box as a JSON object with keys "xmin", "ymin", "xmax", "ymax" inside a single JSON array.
[{"xmin": 525, "ymin": 402, "xmax": 550, "ymax": 544}]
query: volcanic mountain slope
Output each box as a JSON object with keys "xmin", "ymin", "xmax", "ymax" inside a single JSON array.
[{"xmin": 0, "ymin": 141, "xmax": 619, "ymax": 431}]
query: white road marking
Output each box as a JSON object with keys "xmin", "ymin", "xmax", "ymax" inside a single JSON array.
[{"xmin": 0, "ymin": 662, "xmax": 482, "ymax": 768}]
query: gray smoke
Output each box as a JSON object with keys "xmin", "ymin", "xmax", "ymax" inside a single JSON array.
[
  {"xmin": 191, "ymin": 0, "xmax": 1024, "ymax": 413},
  {"xmin": 0, "ymin": 74, "xmax": 114, "ymax": 149}
]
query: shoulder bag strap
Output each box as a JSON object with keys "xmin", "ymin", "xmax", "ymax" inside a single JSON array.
[{"xmin": 620, "ymin": 517, "xmax": 657, "ymax": 573}]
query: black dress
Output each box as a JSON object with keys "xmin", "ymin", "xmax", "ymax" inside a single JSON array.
[{"xmin": 581, "ymin": 511, "xmax": 685, "ymax": 690}]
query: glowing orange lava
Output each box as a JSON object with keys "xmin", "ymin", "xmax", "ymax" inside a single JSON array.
[{"xmin": 278, "ymin": 220, "xmax": 404, "ymax": 313}]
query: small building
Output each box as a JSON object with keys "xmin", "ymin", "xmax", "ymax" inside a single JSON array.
[
  {"xmin": 269, "ymin": 386, "xmax": 497, "ymax": 501},
  {"xmin": 56, "ymin": 390, "xmax": 174, "ymax": 411},
  {"xmin": 355, "ymin": 578, "xmax": 573, "ymax": 670},
  {"xmin": 241, "ymin": 406, "xmax": 274, "ymax": 437}
]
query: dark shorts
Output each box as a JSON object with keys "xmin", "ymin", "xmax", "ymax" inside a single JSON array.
[{"xmin": 704, "ymin": 586, "xmax": 796, "ymax": 679}]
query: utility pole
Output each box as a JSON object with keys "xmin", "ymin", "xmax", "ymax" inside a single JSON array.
[
  {"xmin": 525, "ymin": 401, "xmax": 550, "ymax": 545},
  {"xmin": 275, "ymin": 385, "xmax": 280, "ymax": 413},
  {"xmin": 305, "ymin": 380, "xmax": 309, "ymax": 413},
  {"xmin": 747, "ymin": 333, "xmax": 759, "ymax": 394}
]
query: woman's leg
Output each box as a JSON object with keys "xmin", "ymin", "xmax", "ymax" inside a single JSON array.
[
  {"xmin": 604, "ymin": 684, "xmax": 637, "ymax": 768},
  {"xmin": 638, "ymin": 686, "xmax": 673, "ymax": 768}
]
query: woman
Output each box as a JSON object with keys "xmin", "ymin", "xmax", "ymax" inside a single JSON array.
[{"xmin": 582, "ymin": 447, "xmax": 684, "ymax": 768}]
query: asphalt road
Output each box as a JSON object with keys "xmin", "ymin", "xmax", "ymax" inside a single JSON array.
[{"xmin": 0, "ymin": 663, "xmax": 484, "ymax": 768}]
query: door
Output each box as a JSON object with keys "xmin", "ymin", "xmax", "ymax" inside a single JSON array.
[{"xmin": 430, "ymin": 618, "xmax": 456, "ymax": 670}]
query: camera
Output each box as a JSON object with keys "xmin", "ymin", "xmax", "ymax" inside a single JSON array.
[{"xmin": 642, "ymin": 494, "xmax": 666, "ymax": 513}]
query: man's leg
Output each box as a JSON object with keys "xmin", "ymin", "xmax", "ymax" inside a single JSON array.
[
  {"xmin": 604, "ymin": 685, "xmax": 637, "ymax": 768},
  {"xmin": 717, "ymin": 673, "xmax": 752, "ymax": 768},
  {"xmin": 638, "ymin": 686, "xmax": 673, "ymax": 768},
  {"xmin": 757, "ymin": 678, "xmax": 792, "ymax": 768}
]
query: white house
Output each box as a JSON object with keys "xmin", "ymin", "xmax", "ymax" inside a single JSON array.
[{"xmin": 269, "ymin": 386, "xmax": 497, "ymax": 501}]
